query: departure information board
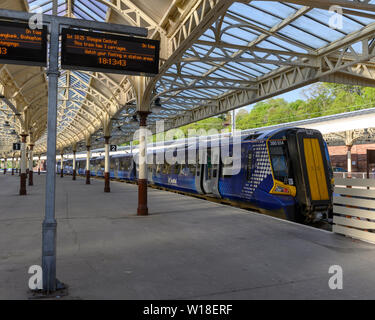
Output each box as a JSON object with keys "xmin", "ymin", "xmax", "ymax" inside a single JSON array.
[
  {"xmin": 0, "ymin": 21, "xmax": 47, "ymax": 66},
  {"xmin": 61, "ymin": 28, "xmax": 160, "ymax": 76}
]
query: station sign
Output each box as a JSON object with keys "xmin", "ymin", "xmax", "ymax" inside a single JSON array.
[
  {"xmin": 110, "ymin": 145, "xmax": 117, "ymax": 152},
  {"xmin": 61, "ymin": 28, "xmax": 160, "ymax": 76},
  {"xmin": 13, "ymin": 143, "xmax": 21, "ymax": 151},
  {"xmin": 0, "ymin": 21, "xmax": 47, "ymax": 66}
]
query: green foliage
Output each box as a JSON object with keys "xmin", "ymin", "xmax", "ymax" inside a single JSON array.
[
  {"xmin": 235, "ymin": 83, "xmax": 375, "ymax": 130},
  {"xmin": 179, "ymin": 117, "xmax": 226, "ymax": 136}
]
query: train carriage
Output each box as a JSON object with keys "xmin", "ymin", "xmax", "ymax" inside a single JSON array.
[{"xmin": 59, "ymin": 127, "xmax": 332, "ymax": 223}]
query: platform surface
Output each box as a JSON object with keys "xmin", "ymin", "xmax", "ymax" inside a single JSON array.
[{"xmin": 1, "ymin": 173, "xmax": 375, "ymax": 300}]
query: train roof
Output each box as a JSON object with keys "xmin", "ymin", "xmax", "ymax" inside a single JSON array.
[{"xmin": 88, "ymin": 126, "xmax": 317, "ymax": 157}]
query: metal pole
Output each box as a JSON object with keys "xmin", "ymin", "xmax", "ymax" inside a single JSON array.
[{"xmin": 42, "ymin": 18, "xmax": 59, "ymax": 293}]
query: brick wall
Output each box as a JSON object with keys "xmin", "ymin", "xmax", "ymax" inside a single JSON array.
[{"xmin": 328, "ymin": 144, "xmax": 375, "ymax": 172}]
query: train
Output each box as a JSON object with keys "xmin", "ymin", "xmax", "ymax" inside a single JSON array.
[{"xmin": 57, "ymin": 127, "xmax": 333, "ymax": 223}]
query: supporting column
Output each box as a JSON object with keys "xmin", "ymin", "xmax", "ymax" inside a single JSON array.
[
  {"xmin": 29, "ymin": 145, "xmax": 34, "ymax": 186},
  {"xmin": 11, "ymin": 157, "xmax": 14, "ymax": 175},
  {"xmin": 3, "ymin": 157, "xmax": 6, "ymax": 174},
  {"xmin": 26, "ymin": 151, "xmax": 29, "ymax": 176},
  {"xmin": 137, "ymin": 112, "xmax": 149, "ymax": 216},
  {"xmin": 20, "ymin": 134, "xmax": 27, "ymax": 195},
  {"xmin": 104, "ymin": 137, "xmax": 110, "ymax": 192},
  {"xmin": 85, "ymin": 146, "xmax": 91, "ymax": 184},
  {"xmin": 347, "ymin": 145, "xmax": 352, "ymax": 174},
  {"xmin": 60, "ymin": 153, "xmax": 64, "ymax": 178},
  {"xmin": 38, "ymin": 156, "xmax": 41, "ymax": 175},
  {"xmin": 42, "ymin": 18, "xmax": 59, "ymax": 293},
  {"xmin": 72, "ymin": 150, "xmax": 76, "ymax": 181}
]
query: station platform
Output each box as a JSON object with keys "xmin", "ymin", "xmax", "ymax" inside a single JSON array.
[{"xmin": 1, "ymin": 173, "xmax": 375, "ymax": 300}]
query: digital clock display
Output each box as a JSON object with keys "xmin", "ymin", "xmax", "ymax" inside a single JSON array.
[
  {"xmin": 0, "ymin": 20, "xmax": 47, "ymax": 66},
  {"xmin": 61, "ymin": 28, "xmax": 159, "ymax": 76}
]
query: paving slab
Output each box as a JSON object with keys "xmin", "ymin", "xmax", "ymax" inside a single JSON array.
[{"xmin": 0, "ymin": 173, "xmax": 374, "ymax": 300}]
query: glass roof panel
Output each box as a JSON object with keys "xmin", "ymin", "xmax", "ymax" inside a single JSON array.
[
  {"xmin": 278, "ymin": 25, "xmax": 328, "ymax": 49},
  {"xmin": 19, "ymin": 1, "xmax": 375, "ymax": 148}
]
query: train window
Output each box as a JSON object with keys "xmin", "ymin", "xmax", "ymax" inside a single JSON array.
[
  {"xmin": 269, "ymin": 141, "xmax": 289, "ymax": 183},
  {"xmin": 271, "ymin": 156, "xmax": 288, "ymax": 180},
  {"xmin": 181, "ymin": 164, "xmax": 186, "ymax": 175},
  {"xmin": 110, "ymin": 160, "xmax": 115, "ymax": 170},
  {"xmin": 166, "ymin": 164, "xmax": 172, "ymax": 175},
  {"xmin": 119, "ymin": 159, "xmax": 125, "ymax": 171},
  {"xmin": 247, "ymin": 151, "xmax": 253, "ymax": 181},
  {"xmin": 172, "ymin": 164, "xmax": 180, "ymax": 175},
  {"xmin": 189, "ymin": 164, "xmax": 196, "ymax": 175},
  {"xmin": 114, "ymin": 159, "xmax": 120, "ymax": 171},
  {"xmin": 213, "ymin": 168, "xmax": 217, "ymax": 178},
  {"xmin": 162, "ymin": 164, "xmax": 169, "ymax": 175},
  {"xmin": 170, "ymin": 164, "xmax": 175, "ymax": 175}
]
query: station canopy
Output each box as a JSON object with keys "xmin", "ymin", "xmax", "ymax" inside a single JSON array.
[{"xmin": 1, "ymin": 0, "xmax": 375, "ymax": 155}]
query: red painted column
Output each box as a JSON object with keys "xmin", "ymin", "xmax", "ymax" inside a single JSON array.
[
  {"xmin": 26, "ymin": 151, "xmax": 29, "ymax": 176},
  {"xmin": 60, "ymin": 153, "xmax": 64, "ymax": 178},
  {"xmin": 20, "ymin": 134, "xmax": 28, "ymax": 196},
  {"xmin": 104, "ymin": 136, "xmax": 110, "ymax": 193},
  {"xmin": 28, "ymin": 145, "xmax": 34, "ymax": 186},
  {"xmin": 137, "ymin": 111, "xmax": 150, "ymax": 216},
  {"xmin": 38, "ymin": 156, "xmax": 41, "ymax": 175},
  {"xmin": 72, "ymin": 150, "xmax": 76, "ymax": 181},
  {"xmin": 85, "ymin": 145, "xmax": 91, "ymax": 185}
]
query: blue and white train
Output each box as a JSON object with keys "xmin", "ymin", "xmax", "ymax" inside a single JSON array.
[{"xmin": 58, "ymin": 127, "xmax": 333, "ymax": 223}]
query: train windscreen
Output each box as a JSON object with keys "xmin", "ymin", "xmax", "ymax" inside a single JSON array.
[{"xmin": 269, "ymin": 141, "xmax": 290, "ymax": 184}]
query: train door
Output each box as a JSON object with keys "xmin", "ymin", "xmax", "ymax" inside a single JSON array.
[
  {"xmin": 195, "ymin": 147, "xmax": 221, "ymax": 196},
  {"xmin": 194, "ymin": 147, "xmax": 204, "ymax": 194},
  {"xmin": 287, "ymin": 129, "xmax": 332, "ymax": 214},
  {"xmin": 201, "ymin": 148, "xmax": 212, "ymax": 194},
  {"xmin": 211, "ymin": 147, "xmax": 221, "ymax": 198},
  {"xmin": 195, "ymin": 166, "xmax": 204, "ymax": 193}
]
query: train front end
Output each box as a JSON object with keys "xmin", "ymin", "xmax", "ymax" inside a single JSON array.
[{"xmin": 267, "ymin": 128, "xmax": 333, "ymax": 222}]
